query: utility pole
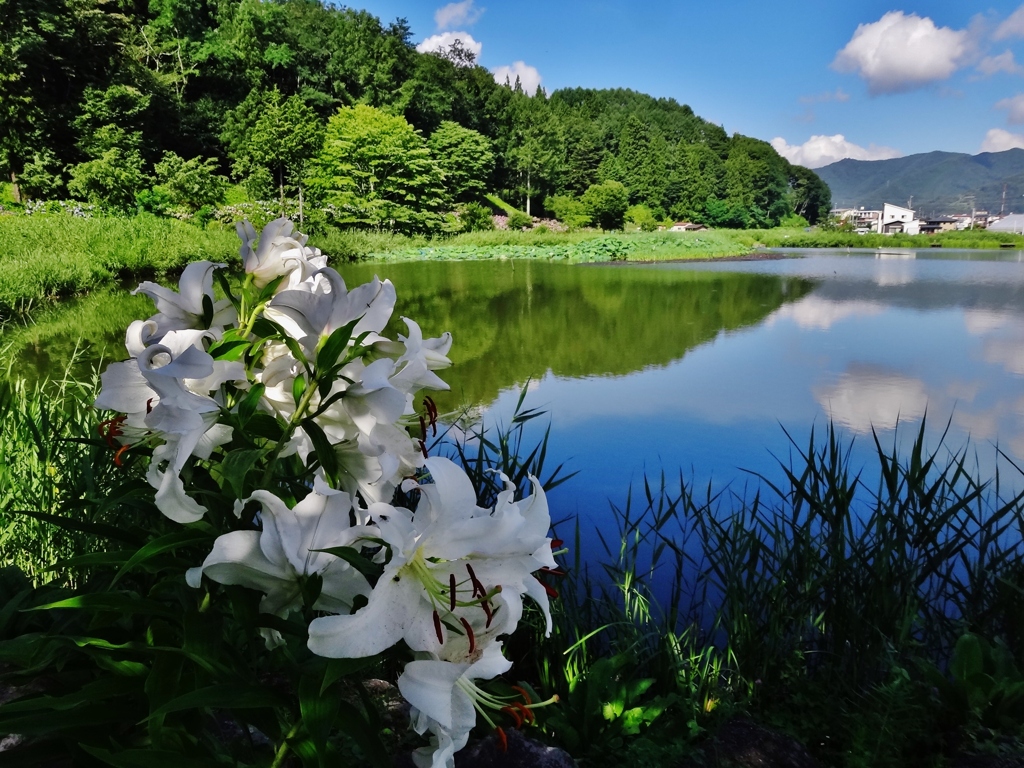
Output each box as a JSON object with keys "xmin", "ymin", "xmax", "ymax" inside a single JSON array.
[{"xmin": 1002, "ymin": 183, "xmax": 1008, "ymax": 216}]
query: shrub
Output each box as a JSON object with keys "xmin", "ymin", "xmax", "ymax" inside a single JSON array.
[
  {"xmin": 507, "ymin": 209, "xmax": 533, "ymax": 230},
  {"xmin": 458, "ymin": 202, "xmax": 495, "ymax": 232}
]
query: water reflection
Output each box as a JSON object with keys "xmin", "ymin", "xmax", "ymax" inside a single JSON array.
[{"xmin": 3, "ymin": 250, "xmax": 1023, "ymax": 543}]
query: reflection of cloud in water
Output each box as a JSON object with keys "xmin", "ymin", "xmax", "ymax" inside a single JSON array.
[
  {"xmin": 946, "ymin": 379, "xmax": 982, "ymax": 403},
  {"xmin": 768, "ymin": 296, "xmax": 884, "ymax": 330},
  {"xmin": 963, "ymin": 309, "xmax": 1011, "ymax": 335},
  {"xmin": 983, "ymin": 339, "xmax": 1024, "ymax": 376},
  {"xmin": 815, "ymin": 365, "xmax": 929, "ymax": 433}
]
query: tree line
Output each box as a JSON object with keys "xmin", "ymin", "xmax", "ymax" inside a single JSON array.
[{"xmin": 0, "ymin": 0, "xmax": 832, "ymax": 231}]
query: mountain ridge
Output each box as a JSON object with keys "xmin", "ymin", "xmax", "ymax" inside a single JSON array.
[{"xmin": 815, "ymin": 148, "xmax": 1024, "ymax": 216}]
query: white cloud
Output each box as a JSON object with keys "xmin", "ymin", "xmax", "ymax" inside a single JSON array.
[
  {"xmin": 770, "ymin": 134, "xmax": 902, "ymax": 168},
  {"xmin": 996, "ymin": 94, "xmax": 1024, "ymax": 123},
  {"xmin": 994, "ymin": 5, "xmax": 1024, "ymax": 40},
  {"xmin": 832, "ymin": 11, "xmax": 971, "ymax": 94},
  {"xmin": 978, "ymin": 50, "xmax": 1024, "ymax": 76},
  {"xmin": 434, "ymin": 0, "xmax": 483, "ymax": 31},
  {"xmin": 416, "ymin": 31, "xmax": 482, "ymax": 59},
  {"xmin": 492, "ymin": 61, "xmax": 543, "ymax": 94},
  {"xmin": 981, "ymin": 127, "xmax": 1024, "ymax": 151},
  {"xmin": 799, "ymin": 88, "xmax": 851, "ymax": 104}
]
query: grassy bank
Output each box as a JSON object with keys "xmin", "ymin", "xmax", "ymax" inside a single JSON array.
[
  {"xmin": 0, "ymin": 214, "xmax": 237, "ymax": 318},
  {"xmin": 5, "ymin": 212, "xmax": 1024, "ymax": 322},
  {"xmin": 739, "ymin": 226, "xmax": 1024, "ymax": 249}
]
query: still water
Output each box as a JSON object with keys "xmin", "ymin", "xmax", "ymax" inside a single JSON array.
[{"xmin": 6, "ymin": 248, "xmax": 1024, "ymax": 546}]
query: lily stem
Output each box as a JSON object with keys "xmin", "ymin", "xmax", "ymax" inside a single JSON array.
[{"xmin": 270, "ymin": 720, "xmax": 302, "ymax": 768}]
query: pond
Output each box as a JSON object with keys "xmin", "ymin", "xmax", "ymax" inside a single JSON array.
[{"xmin": 5, "ymin": 247, "xmax": 1024, "ymax": 555}]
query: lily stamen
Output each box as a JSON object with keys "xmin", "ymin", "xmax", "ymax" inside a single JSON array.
[
  {"xmin": 432, "ymin": 610, "xmax": 444, "ymax": 644},
  {"xmin": 501, "ymin": 706, "xmax": 522, "ymax": 728},
  {"xmin": 495, "ymin": 726, "xmax": 508, "ymax": 752},
  {"xmin": 114, "ymin": 444, "xmax": 130, "ymax": 467},
  {"xmin": 460, "ymin": 616, "xmax": 476, "ymax": 653},
  {"xmin": 449, "ymin": 573, "xmax": 457, "ymax": 611}
]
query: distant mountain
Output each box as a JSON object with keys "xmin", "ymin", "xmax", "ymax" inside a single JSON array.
[{"xmin": 815, "ymin": 148, "xmax": 1024, "ymax": 216}]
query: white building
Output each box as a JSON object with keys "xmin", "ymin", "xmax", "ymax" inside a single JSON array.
[{"xmin": 880, "ymin": 203, "xmax": 917, "ymax": 234}]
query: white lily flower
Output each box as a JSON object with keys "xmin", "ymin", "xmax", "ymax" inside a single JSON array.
[
  {"xmin": 236, "ymin": 217, "xmax": 323, "ymax": 290},
  {"xmin": 186, "ymin": 482, "xmax": 375, "ymax": 646},
  {"xmin": 264, "ymin": 268, "xmax": 397, "ymax": 355},
  {"xmin": 133, "ymin": 260, "xmax": 236, "ymax": 339},
  {"xmin": 399, "ymin": 642, "xmax": 513, "ymax": 768},
  {"xmin": 95, "ymin": 330, "xmax": 245, "ymax": 523},
  {"xmin": 306, "ymin": 457, "xmax": 554, "ymax": 659}
]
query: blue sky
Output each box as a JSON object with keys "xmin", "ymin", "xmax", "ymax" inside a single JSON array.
[{"xmin": 358, "ymin": 0, "xmax": 1024, "ymax": 167}]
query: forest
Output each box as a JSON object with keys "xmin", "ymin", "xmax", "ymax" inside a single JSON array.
[{"xmin": 0, "ymin": 0, "xmax": 832, "ymax": 232}]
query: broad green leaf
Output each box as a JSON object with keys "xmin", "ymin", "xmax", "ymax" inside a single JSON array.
[
  {"xmin": 257, "ymin": 274, "xmax": 287, "ymax": 301},
  {"xmin": 300, "ymin": 670, "xmax": 341, "ymax": 766},
  {"xmin": 208, "ymin": 338, "xmax": 250, "ymax": 361},
  {"xmin": 952, "ymin": 634, "xmax": 984, "ymax": 683},
  {"xmin": 302, "ymin": 419, "xmax": 338, "ymax": 482},
  {"xmin": 321, "ymin": 655, "xmax": 380, "ymax": 695},
  {"xmin": 112, "ymin": 529, "xmax": 212, "ymax": 586},
  {"xmin": 45, "ymin": 551, "xmax": 134, "ymax": 572},
  {"xmin": 238, "ymin": 383, "xmax": 266, "ymax": 424},
  {"xmin": 316, "ymin": 318, "xmax": 359, "ymax": 372},
  {"xmin": 220, "ymin": 448, "xmax": 263, "ymax": 499},
  {"xmin": 144, "ymin": 683, "xmax": 288, "ymax": 721},
  {"xmin": 28, "ymin": 593, "xmax": 176, "ymax": 619},
  {"xmin": 246, "ymin": 413, "xmax": 285, "ymax": 441}
]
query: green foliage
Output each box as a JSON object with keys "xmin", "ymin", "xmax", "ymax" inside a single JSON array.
[
  {"xmin": 67, "ymin": 147, "xmax": 149, "ymax": 213},
  {"xmin": 19, "ymin": 149, "xmax": 63, "ymax": 201},
  {"xmin": 506, "ymin": 209, "xmax": 533, "ymax": 230},
  {"xmin": 626, "ymin": 204, "xmax": 660, "ymax": 231},
  {"xmin": 228, "ymin": 88, "xmax": 323, "ymax": 212},
  {"xmin": 308, "ymin": 104, "xmax": 447, "ymax": 233},
  {"xmin": 427, "ymin": 121, "xmax": 495, "ymax": 202},
  {"xmin": 583, "ymin": 180, "xmax": 629, "ymax": 230},
  {"xmin": 546, "ymin": 194, "xmax": 592, "ymax": 229},
  {"xmin": 456, "ymin": 202, "xmax": 495, "ymax": 232},
  {"xmin": 778, "ymin": 212, "xmax": 809, "ymax": 228},
  {"xmin": 150, "ymin": 152, "xmax": 228, "ymax": 214}
]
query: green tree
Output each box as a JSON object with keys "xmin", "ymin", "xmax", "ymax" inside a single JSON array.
[
  {"xmin": 427, "ymin": 121, "xmax": 494, "ymax": 202},
  {"xmin": 670, "ymin": 142, "xmax": 724, "ymax": 222},
  {"xmin": 582, "ymin": 180, "xmax": 629, "ymax": 230},
  {"xmin": 617, "ymin": 115, "xmax": 668, "ymax": 209},
  {"xmin": 626, "ymin": 203, "xmax": 660, "ymax": 231},
  {"xmin": 230, "ymin": 88, "xmax": 324, "ymax": 217},
  {"xmin": 505, "ymin": 91, "xmax": 563, "ymax": 215},
  {"xmin": 546, "ymin": 194, "xmax": 592, "ymax": 228},
  {"xmin": 67, "ymin": 147, "xmax": 148, "ymax": 212},
  {"xmin": 152, "ymin": 152, "xmax": 228, "ymax": 213},
  {"xmin": 307, "ymin": 104, "xmax": 447, "ymax": 233},
  {"xmin": 18, "ymin": 148, "xmax": 63, "ymax": 200}
]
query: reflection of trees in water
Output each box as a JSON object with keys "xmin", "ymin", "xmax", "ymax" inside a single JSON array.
[
  {"xmin": 348, "ymin": 261, "xmax": 816, "ymax": 411},
  {"xmin": 2, "ymin": 289, "xmax": 152, "ymax": 383},
  {"xmin": 6, "ymin": 262, "xmax": 814, "ymax": 406}
]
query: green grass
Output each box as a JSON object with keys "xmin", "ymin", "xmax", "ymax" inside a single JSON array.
[
  {"xmin": 0, "ymin": 214, "xmax": 237, "ymax": 318},
  {"xmin": 740, "ymin": 226, "xmax": 1024, "ymax": 250},
  {"xmin": 358, "ymin": 229, "xmax": 750, "ymax": 263}
]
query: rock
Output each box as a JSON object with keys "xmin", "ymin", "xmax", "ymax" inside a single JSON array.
[
  {"xmin": 456, "ymin": 728, "xmax": 575, "ymax": 768},
  {"xmin": 678, "ymin": 717, "xmax": 820, "ymax": 768}
]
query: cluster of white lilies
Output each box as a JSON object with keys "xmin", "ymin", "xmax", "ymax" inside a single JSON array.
[{"xmin": 94, "ymin": 218, "xmax": 559, "ymax": 768}]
